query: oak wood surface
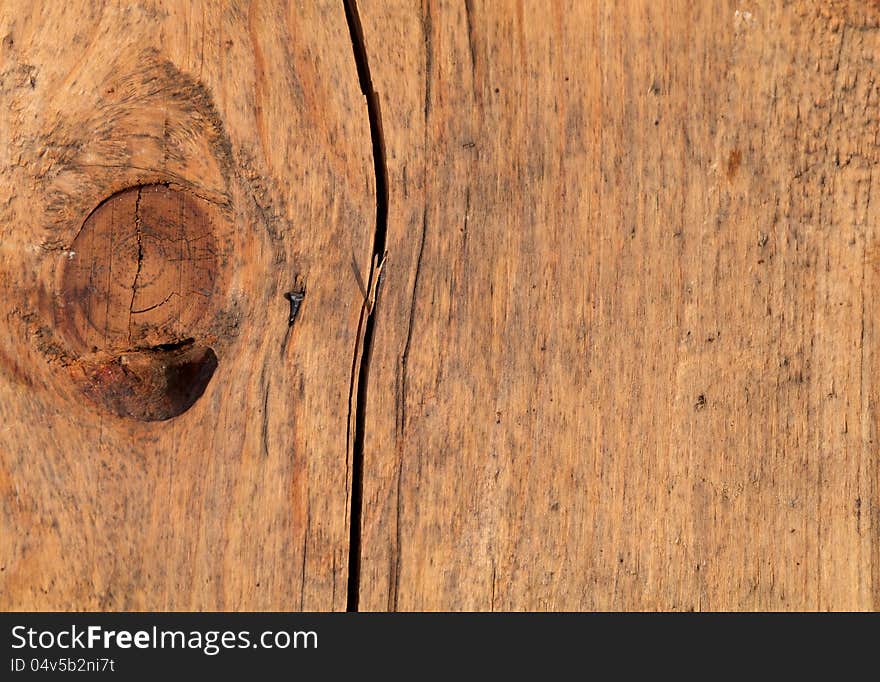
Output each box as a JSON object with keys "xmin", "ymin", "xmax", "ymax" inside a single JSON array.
[{"xmin": 0, "ymin": 0, "xmax": 374, "ymax": 610}]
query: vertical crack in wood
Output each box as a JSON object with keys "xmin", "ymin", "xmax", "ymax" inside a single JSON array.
[
  {"xmin": 128, "ymin": 186, "xmax": 144, "ymax": 343},
  {"xmin": 343, "ymin": 0, "xmax": 389, "ymax": 612}
]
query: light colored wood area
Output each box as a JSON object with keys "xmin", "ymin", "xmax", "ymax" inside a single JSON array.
[
  {"xmin": 357, "ymin": 0, "xmax": 880, "ymax": 610},
  {"xmin": 0, "ymin": 1, "xmax": 374, "ymax": 609}
]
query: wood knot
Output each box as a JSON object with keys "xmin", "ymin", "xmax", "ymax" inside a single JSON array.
[{"xmin": 57, "ymin": 184, "xmax": 223, "ymax": 421}]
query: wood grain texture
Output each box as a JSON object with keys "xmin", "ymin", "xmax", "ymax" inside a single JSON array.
[
  {"xmin": 0, "ymin": 1, "xmax": 375, "ymax": 609},
  {"xmin": 356, "ymin": 0, "xmax": 880, "ymax": 610},
  {"xmin": 4, "ymin": 0, "xmax": 880, "ymax": 613}
]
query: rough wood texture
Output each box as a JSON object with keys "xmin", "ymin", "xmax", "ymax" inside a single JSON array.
[
  {"xmin": 0, "ymin": 1, "xmax": 374, "ymax": 609},
  {"xmin": 357, "ymin": 0, "xmax": 880, "ymax": 610},
  {"xmin": 3, "ymin": 0, "xmax": 880, "ymax": 613}
]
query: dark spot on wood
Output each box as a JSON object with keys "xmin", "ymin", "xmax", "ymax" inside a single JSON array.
[
  {"xmin": 76, "ymin": 344, "xmax": 217, "ymax": 421},
  {"xmin": 726, "ymin": 148, "xmax": 742, "ymax": 180},
  {"xmin": 284, "ymin": 288, "xmax": 305, "ymax": 326}
]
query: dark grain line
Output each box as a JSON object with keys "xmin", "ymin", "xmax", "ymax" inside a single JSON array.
[
  {"xmin": 464, "ymin": 0, "xmax": 478, "ymax": 75},
  {"xmin": 261, "ymin": 370, "xmax": 270, "ymax": 459},
  {"xmin": 398, "ymin": 211, "xmax": 427, "ymax": 435},
  {"xmin": 423, "ymin": 0, "xmax": 433, "ymax": 120},
  {"xmin": 300, "ymin": 503, "xmax": 311, "ymax": 611},
  {"xmin": 391, "ymin": 460, "xmax": 403, "ymax": 610}
]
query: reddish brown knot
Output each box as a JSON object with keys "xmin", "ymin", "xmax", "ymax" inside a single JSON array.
[{"xmin": 57, "ymin": 184, "xmax": 222, "ymax": 421}]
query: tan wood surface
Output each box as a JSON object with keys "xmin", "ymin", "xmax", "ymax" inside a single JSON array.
[
  {"xmin": 2, "ymin": 0, "xmax": 880, "ymax": 612},
  {"xmin": 0, "ymin": 1, "xmax": 374, "ymax": 610},
  {"xmin": 356, "ymin": 0, "xmax": 880, "ymax": 610}
]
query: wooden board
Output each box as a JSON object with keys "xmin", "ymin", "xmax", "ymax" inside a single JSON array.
[
  {"xmin": 3, "ymin": 0, "xmax": 880, "ymax": 613},
  {"xmin": 0, "ymin": 1, "xmax": 375, "ymax": 610},
  {"xmin": 356, "ymin": 0, "xmax": 880, "ymax": 610}
]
